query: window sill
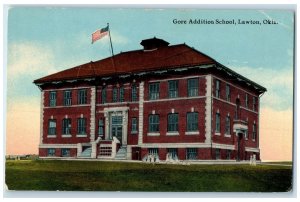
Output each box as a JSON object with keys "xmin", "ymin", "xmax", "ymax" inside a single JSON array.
[
  {"xmin": 147, "ymin": 132, "xmax": 160, "ymax": 136},
  {"xmin": 47, "ymin": 135, "xmax": 57, "ymax": 138},
  {"xmin": 131, "ymin": 131, "xmax": 138, "ymax": 134},
  {"xmin": 62, "ymin": 134, "xmax": 72, "ymax": 138},
  {"xmin": 166, "ymin": 132, "xmax": 179, "ymax": 136},
  {"xmin": 224, "ymin": 134, "xmax": 231, "ymax": 138},
  {"xmin": 214, "ymin": 132, "xmax": 221, "ymax": 136},
  {"xmin": 76, "ymin": 134, "xmax": 87, "ymax": 137},
  {"xmin": 185, "ymin": 131, "xmax": 199, "ymax": 135}
]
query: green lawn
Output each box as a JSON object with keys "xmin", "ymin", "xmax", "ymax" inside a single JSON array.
[{"xmin": 5, "ymin": 160, "xmax": 292, "ymax": 192}]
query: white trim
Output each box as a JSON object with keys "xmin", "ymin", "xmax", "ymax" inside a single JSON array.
[
  {"xmin": 47, "ymin": 135, "xmax": 57, "ymax": 138},
  {"xmin": 40, "ymin": 157, "xmax": 77, "ymax": 159},
  {"xmin": 224, "ymin": 134, "xmax": 232, "ymax": 138},
  {"xmin": 147, "ymin": 132, "xmax": 160, "ymax": 136},
  {"xmin": 166, "ymin": 132, "xmax": 179, "ymax": 136},
  {"xmin": 138, "ymin": 82, "xmax": 144, "ymax": 145},
  {"xmin": 39, "ymin": 144, "xmax": 78, "ymax": 148},
  {"xmin": 43, "ymin": 86, "xmax": 91, "ymax": 92},
  {"xmin": 212, "ymin": 143, "xmax": 235, "ymax": 150},
  {"xmin": 90, "ymin": 86, "xmax": 96, "ymax": 143},
  {"xmin": 103, "ymin": 106, "xmax": 130, "ymax": 112},
  {"xmin": 233, "ymin": 123, "xmax": 248, "ymax": 132},
  {"xmin": 62, "ymin": 134, "xmax": 72, "ymax": 138},
  {"xmin": 213, "ymin": 97, "xmax": 258, "ymax": 114},
  {"xmin": 140, "ymin": 143, "xmax": 212, "ymax": 148},
  {"xmin": 40, "ymin": 91, "xmax": 44, "ymax": 144},
  {"xmin": 185, "ymin": 131, "xmax": 200, "ymax": 135},
  {"xmin": 76, "ymin": 134, "xmax": 88, "ymax": 137},
  {"xmin": 144, "ymin": 96, "xmax": 206, "ymax": 103},
  {"xmin": 44, "ymin": 104, "xmax": 91, "ymax": 109},
  {"xmin": 97, "ymin": 101, "xmax": 139, "ymax": 107},
  {"xmin": 148, "ymin": 75, "xmax": 206, "ymax": 83},
  {"xmin": 245, "ymin": 147, "xmax": 260, "ymax": 153},
  {"xmin": 205, "ymin": 75, "xmax": 212, "ymax": 144},
  {"xmin": 214, "ymin": 132, "xmax": 221, "ymax": 136},
  {"xmin": 99, "ymin": 144, "xmax": 112, "ymax": 147}
]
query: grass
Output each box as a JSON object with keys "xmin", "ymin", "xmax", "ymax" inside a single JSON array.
[{"xmin": 5, "ymin": 160, "xmax": 292, "ymax": 192}]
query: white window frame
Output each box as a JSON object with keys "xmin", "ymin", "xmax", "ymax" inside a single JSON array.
[{"xmin": 187, "ymin": 78, "xmax": 199, "ymax": 97}]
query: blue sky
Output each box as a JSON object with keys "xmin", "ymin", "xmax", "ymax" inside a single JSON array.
[
  {"xmin": 6, "ymin": 7, "xmax": 294, "ymax": 158},
  {"xmin": 7, "ymin": 8, "xmax": 294, "ymax": 111}
]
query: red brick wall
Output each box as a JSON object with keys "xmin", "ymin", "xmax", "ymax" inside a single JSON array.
[
  {"xmin": 43, "ymin": 85, "xmax": 91, "ymax": 107},
  {"xmin": 39, "ymin": 148, "xmax": 77, "ymax": 157},
  {"xmin": 43, "ymin": 105, "xmax": 91, "ymax": 144},
  {"xmin": 199, "ymin": 148, "xmax": 211, "ymax": 160},
  {"xmin": 211, "ymin": 76, "xmax": 260, "ymax": 149},
  {"xmin": 143, "ymin": 98, "xmax": 206, "ymax": 143}
]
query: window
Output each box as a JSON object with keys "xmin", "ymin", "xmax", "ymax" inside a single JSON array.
[
  {"xmin": 245, "ymin": 93, "xmax": 249, "ymax": 108},
  {"xmin": 253, "ymin": 97, "xmax": 257, "ymax": 111},
  {"xmin": 47, "ymin": 148, "xmax": 55, "ymax": 156},
  {"xmin": 131, "ymin": 118, "xmax": 138, "ymax": 133},
  {"xmin": 215, "ymin": 112, "xmax": 221, "ymax": 133},
  {"xmin": 187, "ymin": 112, "xmax": 198, "ymax": 131},
  {"xmin": 62, "ymin": 118, "xmax": 71, "ymax": 135},
  {"xmin": 252, "ymin": 123, "xmax": 257, "ymax": 140},
  {"xmin": 98, "ymin": 119, "xmax": 104, "ymax": 136},
  {"xmin": 149, "ymin": 83, "xmax": 159, "ymax": 100},
  {"xmin": 77, "ymin": 118, "xmax": 86, "ymax": 135},
  {"xmin": 215, "ymin": 149, "xmax": 220, "ymax": 160},
  {"xmin": 112, "ymin": 87, "xmax": 118, "ymax": 102},
  {"xmin": 131, "ymin": 84, "xmax": 138, "ymax": 101},
  {"xmin": 215, "ymin": 80, "xmax": 220, "ymax": 98},
  {"xmin": 49, "ymin": 91, "xmax": 56, "ymax": 107},
  {"xmin": 48, "ymin": 120, "xmax": 56, "ymax": 135},
  {"xmin": 168, "ymin": 113, "xmax": 179, "ymax": 132},
  {"xmin": 148, "ymin": 148, "xmax": 159, "ymax": 157},
  {"xmin": 101, "ymin": 87, "xmax": 106, "ymax": 104},
  {"xmin": 168, "ymin": 80, "xmax": 179, "ymax": 98},
  {"xmin": 78, "ymin": 89, "xmax": 87, "ymax": 105},
  {"xmin": 186, "ymin": 148, "xmax": 197, "ymax": 160},
  {"xmin": 225, "ymin": 115, "xmax": 231, "ymax": 135},
  {"xmin": 63, "ymin": 90, "xmax": 72, "ymax": 106},
  {"xmin": 119, "ymin": 87, "xmax": 124, "ymax": 102},
  {"xmin": 226, "ymin": 150, "xmax": 231, "ymax": 160},
  {"xmin": 61, "ymin": 148, "xmax": 70, "ymax": 157},
  {"xmin": 167, "ymin": 148, "xmax": 178, "ymax": 159},
  {"xmin": 188, "ymin": 78, "xmax": 198, "ymax": 97},
  {"xmin": 226, "ymin": 84, "xmax": 230, "ymax": 102},
  {"xmin": 149, "ymin": 115, "xmax": 159, "ymax": 132}
]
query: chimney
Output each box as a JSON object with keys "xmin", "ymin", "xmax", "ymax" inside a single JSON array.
[{"xmin": 140, "ymin": 37, "xmax": 170, "ymax": 51}]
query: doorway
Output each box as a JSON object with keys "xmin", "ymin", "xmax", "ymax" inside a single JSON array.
[
  {"xmin": 111, "ymin": 116, "xmax": 123, "ymax": 144},
  {"xmin": 237, "ymin": 133, "xmax": 245, "ymax": 161}
]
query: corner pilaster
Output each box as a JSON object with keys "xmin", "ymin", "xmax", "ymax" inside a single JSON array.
[
  {"xmin": 90, "ymin": 87, "xmax": 96, "ymax": 142},
  {"xmin": 40, "ymin": 91, "xmax": 44, "ymax": 144},
  {"xmin": 138, "ymin": 82, "xmax": 144, "ymax": 145},
  {"xmin": 205, "ymin": 75, "xmax": 212, "ymax": 144}
]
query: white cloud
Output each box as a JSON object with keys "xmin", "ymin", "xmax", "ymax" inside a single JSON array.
[
  {"xmin": 7, "ymin": 42, "xmax": 59, "ymax": 78},
  {"xmin": 110, "ymin": 31, "xmax": 129, "ymax": 45},
  {"xmin": 230, "ymin": 65, "xmax": 293, "ymax": 110}
]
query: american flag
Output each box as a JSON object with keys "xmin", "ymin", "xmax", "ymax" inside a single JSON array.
[{"xmin": 92, "ymin": 26, "xmax": 109, "ymax": 44}]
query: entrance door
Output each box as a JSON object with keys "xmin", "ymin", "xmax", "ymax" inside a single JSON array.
[
  {"xmin": 111, "ymin": 116, "xmax": 123, "ymax": 144},
  {"xmin": 112, "ymin": 125, "xmax": 123, "ymax": 143},
  {"xmin": 237, "ymin": 133, "xmax": 245, "ymax": 161}
]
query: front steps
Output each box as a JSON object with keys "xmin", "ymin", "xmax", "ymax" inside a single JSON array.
[
  {"xmin": 79, "ymin": 147, "xmax": 92, "ymax": 158},
  {"xmin": 115, "ymin": 146, "xmax": 127, "ymax": 160}
]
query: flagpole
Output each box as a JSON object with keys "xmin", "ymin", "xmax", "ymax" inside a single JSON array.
[{"xmin": 107, "ymin": 23, "xmax": 114, "ymax": 56}]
